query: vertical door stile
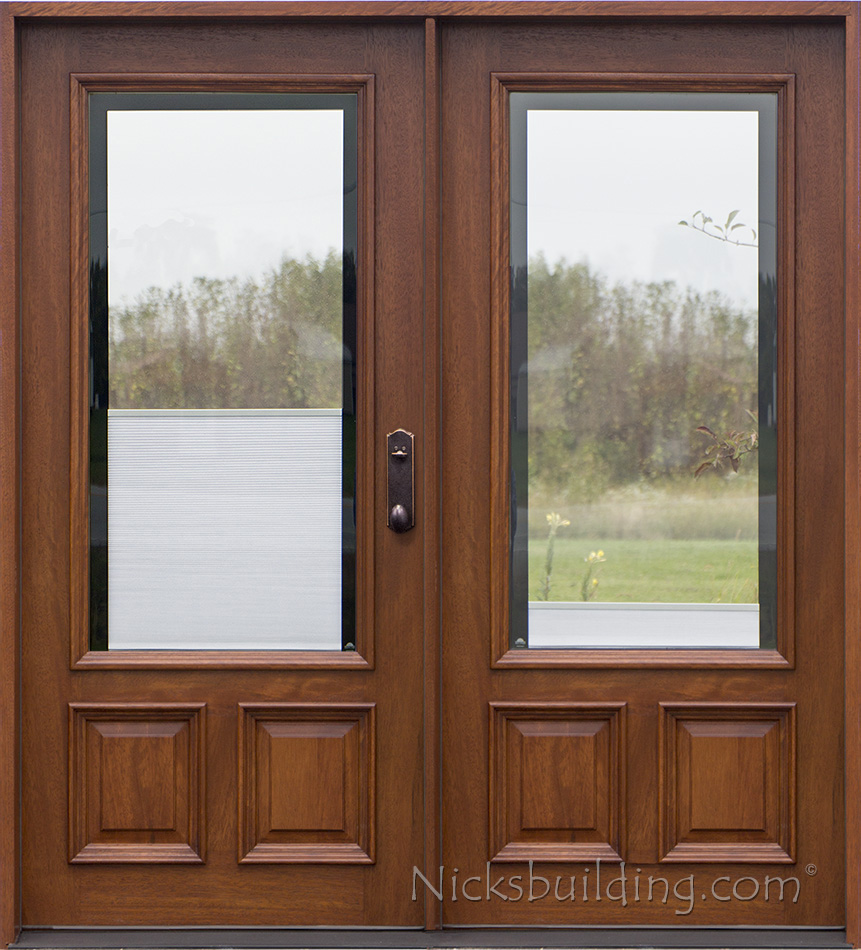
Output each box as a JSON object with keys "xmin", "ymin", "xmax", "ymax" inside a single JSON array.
[
  {"xmin": 423, "ymin": 13, "xmax": 443, "ymax": 934},
  {"xmin": 845, "ymin": 6, "xmax": 861, "ymax": 949},
  {"xmin": 0, "ymin": 4, "xmax": 21, "ymax": 946}
]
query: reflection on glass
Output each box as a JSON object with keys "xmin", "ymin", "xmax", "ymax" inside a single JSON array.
[
  {"xmin": 89, "ymin": 94, "xmax": 358, "ymax": 651},
  {"xmin": 510, "ymin": 93, "xmax": 777, "ymax": 649}
]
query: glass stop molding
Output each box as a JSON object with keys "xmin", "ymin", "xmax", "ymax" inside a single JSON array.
[
  {"xmin": 508, "ymin": 91, "xmax": 778, "ymax": 651},
  {"xmin": 88, "ymin": 92, "xmax": 359, "ymax": 652}
]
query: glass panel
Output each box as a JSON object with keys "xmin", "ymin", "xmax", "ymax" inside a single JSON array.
[
  {"xmin": 509, "ymin": 92, "xmax": 777, "ymax": 650},
  {"xmin": 89, "ymin": 93, "xmax": 358, "ymax": 651}
]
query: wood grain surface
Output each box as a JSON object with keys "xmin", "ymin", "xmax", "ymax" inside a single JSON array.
[
  {"xmin": 3, "ymin": 3, "xmax": 858, "ymax": 940},
  {"xmin": 440, "ymin": 15, "xmax": 845, "ymax": 927},
  {"xmin": 19, "ymin": 17, "xmax": 426, "ymax": 927}
]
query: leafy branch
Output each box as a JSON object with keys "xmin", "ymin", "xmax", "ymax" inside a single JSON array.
[
  {"xmin": 678, "ymin": 209, "xmax": 758, "ymax": 248},
  {"xmin": 694, "ymin": 410, "xmax": 759, "ymax": 477}
]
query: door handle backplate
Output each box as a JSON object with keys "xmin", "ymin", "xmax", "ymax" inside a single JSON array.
[{"xmin": 387, "ymin": 429, "xmax": 414, "ymax": 533}]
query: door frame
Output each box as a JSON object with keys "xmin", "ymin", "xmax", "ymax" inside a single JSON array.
[{"xmin": 0, "ymin": 2, "xmax": 859, "ymax": 945}]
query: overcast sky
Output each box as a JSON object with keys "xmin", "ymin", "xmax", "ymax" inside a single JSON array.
[
  {"xmin": 107, "ymin": 106, "xmax": 759, "ymax": 311},
  {"xmin": 528, "ymin": 109, "xmax": 760, "ymax": 308},
  {"xmin": 107, "ymin": 109, "xmax": 343, "ymax": 306}
]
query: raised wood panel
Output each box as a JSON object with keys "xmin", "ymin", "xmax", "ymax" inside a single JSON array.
[
  {"xmin": 489, "ymin": 703, "xmax": 625, "ymax": 862},
  {"xmin": 519, "ymin": 723, "xmax": 598, "ymax": 830},
  {"xmin": 267, "ymin": 722, "xmax": 348, "ymax": 831},
  {"xmin": 238, "ymin": 704, "xmax": 374, "ymax": 864},
  {"xmin": 68, "ymin": 704, "xmax": 205, "ymax": 863},
  {"xmin": 98, "ymin": 726, "xmax": 179, "ymax": 831},
  {"xmin": 660, "ymin": 703, "xmax": 795, "ymax": 863}
]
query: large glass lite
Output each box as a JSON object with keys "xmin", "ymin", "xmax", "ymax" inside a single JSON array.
[
  {"xmin": 89, "ymin": 93, "xmax": 358, "ymax": 650},
  {"xmin": 509, "ymin": 93, "xmax": 777, "ymax": 649}
]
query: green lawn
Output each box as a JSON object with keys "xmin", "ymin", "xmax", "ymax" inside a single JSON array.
[{"xmin": 529, "ymin": 537, "xmax": 758, "ymax": 604}]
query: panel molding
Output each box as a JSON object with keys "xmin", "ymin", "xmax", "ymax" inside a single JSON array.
[
  {"xmin": 489, "ymin": 702, "xmax": 626, "ymax": 863},
  {"xmin": 238, "ymin": 703, "xmax": 375, "ymax": 864},
  {"xmin": 68, "ymin": 704, "xmax": 205, "ymax": 864},
  {"xmin": 488, "ymin": 71, "xmax": 796, "ymax": 670},
  {"xmin": 68, "ymin": 71, "xmax": 376, "ymax": 670},
  {"xmin": 659, "ymin": 702, "xmax": 796, "ymax": 863}
]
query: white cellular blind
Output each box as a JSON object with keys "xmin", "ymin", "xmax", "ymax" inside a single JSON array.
[
  {"xmin": 107, "ymin": 409, "xmax": 343, "ymax": 650},
  {"xmin": 528, "ymin": 602, "xmax": 759, "ymax": 649}
]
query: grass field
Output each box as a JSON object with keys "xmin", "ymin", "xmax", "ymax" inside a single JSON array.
[
  {"xmin": 527, "ymin": 478, "xmax": 760, "ymax": 604},
  {"xmin": 529, "ymin": 537, "xmax": 758, "ymax": 604},
  {"xmin": 528, "ymin": 477, "xmax": 759, "ymax": 541}
]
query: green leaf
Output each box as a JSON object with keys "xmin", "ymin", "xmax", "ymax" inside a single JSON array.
[{"xmin": 725, "ymin": 209, "xmax": 740, "ymax": 229}]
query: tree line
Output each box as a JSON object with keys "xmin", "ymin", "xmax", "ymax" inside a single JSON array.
[
  {"xmin": 109, "ymin": 250, "xmax": 346, "ymax": 411},
  {"xmin": 108, "ymin": 251, "xmax": 758, "ymax": 498},
  {"xmin": 524, "ymin": 255, "xmax": 758, "ymax": 500}
]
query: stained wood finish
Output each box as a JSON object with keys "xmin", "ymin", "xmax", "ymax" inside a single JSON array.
[
  {"xmin": 238, "ymin": 704, "xmax": 374, "ymax": 864},
  {"xmin": 489, "ymin": 71, "xmax": 796, "ymax": 672},
  {"xmin": 660, "ymin": 704, "xmax": 795, "ymax": 864},
  {"xmin": 19, "ymin": 17, "xmax": 425, "ymax": 926},
  {"xmin": 5, "ymin": 3, "xmax": 857, "ymax": 940},
  {"xmin": 489, "ymin": 703, "xmax": 625, "ymax": 863},
  {"xmin": 441, "ymin": 17, "xmax": 845, "ymax": 926},
  {"xmin": 846, "ymin": 8, "xmax": 861, "ymax": 949},
  {"xmin": 3, "ymin": 2, "xmax": 857, "ymax": 18},
  {"xmin": 68, "ymin": 704, "xmax": 205, "ymax": 864},
  {"xmin": 422, "ymin": 13, "xmax": 443, "ymax": 934},
  {"xmin": 0, "ymin": 2, "xmax": 22, "ymax": 945},
  {"xmin": 69, "ymin": 72, "xmax": 376, "ymax": 672}
]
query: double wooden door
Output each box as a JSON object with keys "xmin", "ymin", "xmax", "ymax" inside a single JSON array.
[{"xmin": 17, "ymin": 7, "xmax": 845, "ymax": 934}]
